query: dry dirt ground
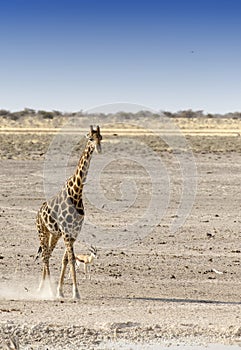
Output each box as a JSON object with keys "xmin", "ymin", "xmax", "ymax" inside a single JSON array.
[{"xmin": 0, "ymin": 117, "xmax": 241, "ymax": 349}]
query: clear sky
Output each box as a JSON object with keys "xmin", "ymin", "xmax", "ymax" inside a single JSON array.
[{"xmin": 0, "ymin": 0, "xmax": 241, "ymax": 113}]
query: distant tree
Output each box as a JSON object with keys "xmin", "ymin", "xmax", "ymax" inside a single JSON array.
[
  {"xmin": 23, "ymin": 108, "xmax": 36, "ymax": 115},
  {"xmin": 176, "ymin": 110, "xmax": 204, "ymax": 118},
  {"xmin": 162, "ymin": 111, "xmax": 174, "ymax": 118},
  {"xmin": 52, "ymin": 110, "xmax": 62, "ymax": 116}
]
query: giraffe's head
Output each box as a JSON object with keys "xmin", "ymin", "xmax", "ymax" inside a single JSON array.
[{"xmin": 87, "ymin": 125, "xmax": 102, "ymax": 153}]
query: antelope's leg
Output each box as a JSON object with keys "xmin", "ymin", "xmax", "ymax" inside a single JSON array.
[
  {"xmin": 84, "ymin": 263, "xmax": 87, "ymax": 278},
  {"xmin": 88, "ymin": 265, "xmax": 91, "ymax": 280}
]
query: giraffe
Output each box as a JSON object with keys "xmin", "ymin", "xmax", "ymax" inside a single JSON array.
[{"xmin": 36, "ymin": 125, "xmax": 102, "ymax": 299}]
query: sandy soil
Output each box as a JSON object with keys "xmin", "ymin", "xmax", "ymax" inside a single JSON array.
[{"xmin": 0, "ymin": 116, "xmax": 241, "ymax": 349}]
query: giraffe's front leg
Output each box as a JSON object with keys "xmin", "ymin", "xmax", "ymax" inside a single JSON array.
[
  {"xmin": 65, "ymin": 237, "xmax": 80, "ymax": 299},
  {"xmin": 70, "ymin": 260, "xmax": 80, "ymax": 300},
  {"xmin": 57, "ymin": 250, "xmax": 68, "ymax": 298}
]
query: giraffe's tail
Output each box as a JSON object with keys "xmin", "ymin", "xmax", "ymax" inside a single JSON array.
[{"xmin": 34, "ymin": 246, "xmax": 42, "ymax": 262}]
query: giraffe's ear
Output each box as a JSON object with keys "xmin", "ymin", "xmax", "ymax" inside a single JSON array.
[{"xmin": 86, "ymin": 126, "xmax": 93, "ymax": 139}]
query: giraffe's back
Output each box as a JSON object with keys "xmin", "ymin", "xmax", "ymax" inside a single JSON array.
[{"xmin": 37, "ymin": 185, "xmax": 84, "ymax": 240}]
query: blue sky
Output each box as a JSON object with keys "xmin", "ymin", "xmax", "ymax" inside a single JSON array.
[{"xmin": 0, "ymin": 0, "xmax": 241, "ymax": 113}]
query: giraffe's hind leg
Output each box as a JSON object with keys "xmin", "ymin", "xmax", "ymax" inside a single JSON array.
[
  {"xmin": 36, "ymin": 208, "xmax": 48, "ymax": 293},
  {"xmin": 37, "ymin": 221, "xmax": 60, "ymax": 297},
  {"xmin": 37, "ymin": 228, "xmax": 51, "ymax": 294}
]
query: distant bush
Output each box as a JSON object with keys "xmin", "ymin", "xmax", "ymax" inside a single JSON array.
[
  {"xmin": 174, "ymin": 109, "xmax": 204, "ymax": 118},
  {"xmin": 0, "ymin": 109, "xmax": 10, "ymax": 116},
  {"xmin": 38, "ymin": 110, "xmax": 55, "ymax": 119},
  {"xmin": 225, "ymin": 112, "xmax": 241, "ymax": 119},
  {"xmin": 9, "ymin": 113, "xmax": 20, "ymax": 121},
  {"xmin": 163, "ymin": 111, "xmax": 174, "ymax": 118}
]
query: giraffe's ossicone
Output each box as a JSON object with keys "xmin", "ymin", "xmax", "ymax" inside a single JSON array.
[{"xmin": 36, "ymin": 125, "xmax": 102, "ymax": 299}]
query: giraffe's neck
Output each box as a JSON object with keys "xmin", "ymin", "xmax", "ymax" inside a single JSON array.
[{"xmin": 67, "ymin": 140, "xmax": 95, "ymax": 197}]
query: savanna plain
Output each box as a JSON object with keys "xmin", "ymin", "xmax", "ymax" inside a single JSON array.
[{"xmin": 0, "ymin": 114, "xmax": 241, "ymax": 349}]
